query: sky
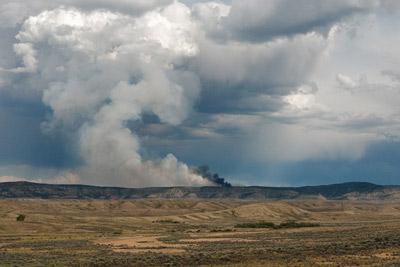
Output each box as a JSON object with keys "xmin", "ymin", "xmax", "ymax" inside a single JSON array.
[{"xmin": 1, "ymin": 0, "xmax": 400, "ymax": 187}]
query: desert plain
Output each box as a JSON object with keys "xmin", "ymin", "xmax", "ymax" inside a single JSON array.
[{"xmin": 1, "ymin": 199, "xmax": 400, "ymax": 266}]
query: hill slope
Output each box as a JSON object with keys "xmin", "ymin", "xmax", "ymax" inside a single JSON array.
[{"xmin": 1, "ymin": 181, "xmax": 400, "ymax": 201}]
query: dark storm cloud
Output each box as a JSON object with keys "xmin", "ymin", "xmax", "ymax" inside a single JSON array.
[
  {"xmin": 0, "ymin": 101, "xmax": 78, "ymax": 168},
  {"xmin": 61, "ymin": 0, "xmax": 173, "ymax": 15},
  {"xmin": 191, "ymin": 30, "xmax": 327, "ymax": 115},
  {"xmin": 335, "ymin": 114, "xmax": 398, "ymax": 132},
  {"xmin": 0, "ymin": 28, "xmax": 19, "ymax": 67},
  {"xmin": 195, "ymin": 81, "xmax": 286, "ymax": 114},
  {"xmin": 221, "ymin": 0, "xmax": 377, "ymax": 43},
  {"xmin": 280, "ymin": 141, "xmax": 400, "ymax": 186}
]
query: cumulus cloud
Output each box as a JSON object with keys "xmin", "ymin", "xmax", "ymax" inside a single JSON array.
[
  {"xmin": 191, "ymin": 2, "xmax": 231, "ymax": 40},
  {"xmin": 336, "ymin": 73, "xmax": 359, "ymax": 90},
  {"xmin": 1, "ymin": 0, "xmax": 400, "ymax": 186},
  {"xmin": 0, "ymin": 0, "xmax": 173, "ymax": 29},
  {"xmin": 283, "ymin": 83, "xmax": 325, "ymax": 111},
  {"xmin": 10, "ymin": 43, "xmax": 38, "ymax": 72}
]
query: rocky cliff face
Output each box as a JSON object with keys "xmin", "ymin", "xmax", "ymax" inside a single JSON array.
[{"xmin": 0, "ymin": 181, "xmax": 399, "ymax": 201}]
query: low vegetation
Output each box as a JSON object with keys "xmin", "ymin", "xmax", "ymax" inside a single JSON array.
[
  {"xmin": 152, "ymin": 219, "xmax": 180, "ymax": 224},
  {"xmin": 1, "ymin": 199, "xmax": 400, "ymax": 266},
  {"xmin": 235, "ymin": 221, "xmax": 320, "ymax": 229},
  {"xmin": 16, "ymin": 214, "xmax": 25, "ymax": 221}
]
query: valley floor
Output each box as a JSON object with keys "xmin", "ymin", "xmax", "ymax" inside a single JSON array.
[{"xmin": 1, "ymin": 199, "xmax": 400, "ymax": 266}]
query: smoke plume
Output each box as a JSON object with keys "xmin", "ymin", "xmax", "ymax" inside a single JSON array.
[
  {"xmin": 193, "ymin": 165, "xmax": 232, "ymax": 187},
  {"xmin": 10, "ymin": 2, "xmax": 211, "ymax": 187}
]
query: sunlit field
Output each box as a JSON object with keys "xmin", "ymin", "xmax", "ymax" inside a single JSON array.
[{"xmin": 1, "ymin": 199, "xmax": 400, "ymax": 266}]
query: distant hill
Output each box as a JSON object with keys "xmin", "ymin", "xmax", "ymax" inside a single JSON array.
[{"xmin": 0, "ymin": 181, "xmax": 400, "ymax": 201}]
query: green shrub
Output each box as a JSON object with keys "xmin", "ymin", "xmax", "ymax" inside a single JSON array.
[
  {"xmin": 235, "ymin": 221, "xmax": 319, "ymax": 229},
  {"xmin": 278, "ymin": 221, "xmax": 320, "ymax": 229},
  {"xmin": 235, "ymin": 222, "xmax": 275, "ymax": 229},
  {"xmin": 152, "ymin": 220, "xmax": 180, "ymax": 224},
  {"xmin": 16, "ymin": 214, "xmax": 26, "ymax": 221}
]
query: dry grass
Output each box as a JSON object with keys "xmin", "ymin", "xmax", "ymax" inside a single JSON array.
[
  {"xmin": 1, "ymin": 199, "xmax": 400, "ymax": 266},
  {"xmin": 96, "ymin": 236, "xmax": 187, "ymax": 254}
]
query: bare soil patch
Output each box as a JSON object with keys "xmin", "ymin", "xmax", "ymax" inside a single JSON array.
[{"xmin": 95, "ymin": 235, "xmax": 188, "ymax": 254}]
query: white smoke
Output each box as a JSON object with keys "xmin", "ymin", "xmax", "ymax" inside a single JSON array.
[{"xmin": 13, "ymin": 2, "xmax": 209, "ymax": 187}]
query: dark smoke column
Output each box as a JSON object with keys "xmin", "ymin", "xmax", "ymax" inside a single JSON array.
[{"xmin": 194, "ymin": 165, "xmax": 232, "ymax": 187}]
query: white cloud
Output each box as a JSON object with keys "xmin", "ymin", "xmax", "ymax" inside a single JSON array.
[
  {"xmin": 0, "ymin": 0, "xmax": 173, "ymax": 29},
  {"xmin": 380, "ymin": 0, "xmax": 400, "ymax": 13},
  {"xmin": 0, "ymin": 2, "xmax": 29, "ymax": 28},
  {"xmin": 49, "ymin": 172, "xmax": 80, "ymax": 184},
  {"xmin": 336, "ymin": 73, "xmax": 358, "ymax": 89},
  {"xmin": 0, "ymin": 172, "xmax": 80, "ymax": 184},
  {"xmin": 283, "ymin": 83, "xmax": 326, "ymax": 111},
  {"xmin": 11, "ymin": 43, "xmax": 38, "ymax": 72},
  {"xmin": 191, "ymin": 2, "xmax": 231, "ymax": 39},
  {"xmin": 0, "ymin": 175, "xmax": 27, "ymax": 183}
]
